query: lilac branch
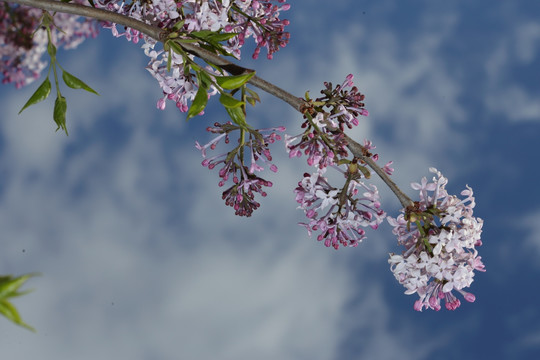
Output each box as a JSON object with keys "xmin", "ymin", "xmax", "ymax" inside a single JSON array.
[
  {"xmin": 4, "ymin": 0, "xmax": 412, "ymax": 208},
  {"xmin": 5, "ymin": 0, "xmax": 305, "ymax": 111},
  {"xmin": 344, "ymin": 134, "xmax": 413, "ymax": 208}
]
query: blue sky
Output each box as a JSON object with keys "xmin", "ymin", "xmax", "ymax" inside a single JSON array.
[{"xmin": 2, "ymin": 1, "xmax": 540, "ymax": 359}]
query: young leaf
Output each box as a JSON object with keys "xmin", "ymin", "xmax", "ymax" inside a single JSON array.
[
  {"xmin": 245, "ymin": 87, "xmax": 261, "ymax": 106},
  {"xmin": 226, "ymin": 106, "xmax": 249, "ymax": 129},
  {"xmin": 0, "ymin": 274, "xmax": 37, "ymax": 332},
  {"xmin": 0, "ymin": 274, "xmax": 35, "ymax": 298},
  {"xmin": 172, "ymin": 19, "xmax": 185, "ymax": 31},
  {"xmin": 18, "ymin": 77, "xmax": 51, "ymax": 114},
  {"xmin": 215, "ymin": 72, "xmax": 255, "ymax": 90},
  {"xmin": 189, "ymin": 30, "xmax": 215, "ymax": 40},
  {"xmin": 168, "ymin": 40, "xmax": 187, "ymax": 56},
  {"xmin": 167, "ymin": 48, "xmax": 172, "ymax": 72},
  {"xmin": 54, "ymin": 95, "xmax": 68, "ymax": 135},
  {"xmin": 219, "ymin": 93, "xmax": 244, "ymax": 108},
  {"xmin": 47, "ymin": 41, "xmax": 57, "ymax": 58},
  {"xmin": 207, "ymin": 32, "xmax": 237, "ymax": 42},
  {"xmin": 359, "ymin": 165, "xmax": 371, "ymax": 179},
  {"xmin": 0, "ymin": 300, "xmax": 35, "ymax": 332},
  {"xmin": 186, "ymin": 86, "xmax": 209, "ymax": 120},
  {"xmin": 62, "ymin": 71, "xmax": 99, "ymax": 95}
]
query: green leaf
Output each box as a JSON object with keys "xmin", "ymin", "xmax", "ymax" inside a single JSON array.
[
  {"xmin": 47, "ymin": 41, "xmax": 56, "ymax": 58},
  {"xmin": 190, "ymin": 31, "xmax": 236, "ymax": 44},
  {"xmin": 167, "ymin": 48, "xmax": 172, "ymax": 72},
  {"xmin": 186, "ymin": 86, "xmax": 209, "ymax": 120},
  {"xmin": 225, "ymin": 106, "xmax": 249, "ymax": 129},
  {"xmin": 54, "ymin": 95, "xmax": 68, "ymax": 135},
  {"xmin": 0, "ymin": 274, "xmax": 37, "ymax": 332},
  {"xmin": 219, "ymin": 93, "xmax": 244, "ymax": 108},
  {"xmin": 199, "ymin": 71, "xmax": 214, "ymax": 88},
  {"xmin": 168, "ymin": 40, "xmax": 186, "ymax": 56},
  {"xmin": 62, "ymin": 71, "xmax": 99, "ymax": 95},
  {"xmin": 189, "ymin": 30, "xmax": 215, "ymax": 40},
  {"xmin": 207, "ymin": 32, "xmax": 237, "ymax": 42},
  {"xmin": 18, "ymin": 77, "xmax": 51, "ymax": 114},
  {"xmin": 215, "ymin": 72, "xmax": 255, "ymax": 90},
  {"xmin": 172, "ymin": 19, "xmax": 185, "ymax": 31},
  {"xmin": 0, "ymin": 274, "xmax": 35, "ymax": 299},
  {"xmin": 0, "ymin": 300, "xmax": 35, "ymax": 332},
  {"xmin": 245, "ymin": 87, "xmax": 261, "ymax": 106},
  {"xmin": 358, "ymin": 165, "xmax": 371, "ymax": 179}
]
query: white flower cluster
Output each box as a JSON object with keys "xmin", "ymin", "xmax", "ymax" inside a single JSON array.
[{"xmin": 387, "ymin": 168, "xmax": 485, "ymax": 311}]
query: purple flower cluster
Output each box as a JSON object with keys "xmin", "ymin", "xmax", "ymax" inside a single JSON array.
[
  {"xmin": 294, "ymin": 168, "xmax": 385, "ymax": 249},
  {"xmin": 226, "ymin": 0, "xmax": 291, "ymax": 59},
  {"xmin": 387, "ymin": 168, "xmax": 485, "ymax": 311},
  {"xmin": 195, "ymin": 122, "xmax": 284, "ymax": 216},
  {"xmin": 0, "ymin": 1, "xmax": 99, "ymax": 88},
  {"xmin": 286, "ymin": 74, "xmax": 387, "ymax": 248},
  {"xmin": 285, "ymin": 75, "xmax": 371, "ymax": 169}
]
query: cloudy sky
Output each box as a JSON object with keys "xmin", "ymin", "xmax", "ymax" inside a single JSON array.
[{"xmin": 2, "ymin": 1, "xmax": 540, "ymax": 359}]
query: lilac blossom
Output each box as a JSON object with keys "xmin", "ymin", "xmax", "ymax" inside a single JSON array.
[
  {"xmin": 227, "ymin": 0, "xmax": 291, "ymax": 59},
  {"xmin": 195, "ymin": 122, "xmax": 285, "ymax": 217},
  {"xmin": 285, "ymin": 74, "xmax": 370, "ymax": 169},
  {"xmin": 294, "ymin": 168, "xmax": 385, "ymax": 250},
  {"xmin": 287, "ymin": 75, "xmax": 388, "ymax": 247},
  {"xmin": 387, "ymin": 168, "xmax": 485, "ymax": 311}
]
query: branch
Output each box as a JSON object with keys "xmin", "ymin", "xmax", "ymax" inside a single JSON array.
[
  {"xmin": 6, "ymin": 0, "xmax": 305, "ymax": 112},
  {"xmin": 344, "ymin": 134, "xmax": 413, "ymax": 208},
  {"xmin": 4, "ymin": 0, "xmax": 412, "ymax": 207}
]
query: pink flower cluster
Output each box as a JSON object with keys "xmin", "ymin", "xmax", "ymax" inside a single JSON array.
[
  {"xmin": 96, "ymin": 0, "xmax": 290, "ymax": 111},
  {"xmin": 0, "ymin": 1, "xmax": 98, "ymax": 88},
  {"xmin": 387, "ymin": 168, "xmax": 485, "ymax": 311},
  {"xmin": 195, "ymin": 122, "xmax": 285, "ymax": 217},
  {"xmin": 285, "ymin": 75, "xmax": 370, "ymax": 169},
  {"xmin": 286, "ymin": 74, "xmax": 387, "ymax": 248},
  {"xmin": 294, "ymin": 168, "xmax": 385, "ymax": 249},
  {"xmin": 226, "ymin": 0, "xmax": 291, "ymax": 59}
]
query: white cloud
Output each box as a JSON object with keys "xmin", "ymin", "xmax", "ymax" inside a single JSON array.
[
  {"xmin": 484, "ymin": 21, "xmax": 540, "ymax": 122},
  {"xmin": 485, "ymin": 85, "xmax": 540, "ymax": 122},
  {"xmin": 515, "ymin": 23, "xmax": 540, "ymax": 65},
  {"xmin": 520, "ymin": 210, "xmax": 540, "ymax": 260}
]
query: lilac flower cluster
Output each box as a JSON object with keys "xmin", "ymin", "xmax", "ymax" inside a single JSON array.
[
  {"xmin": 195, "ymin": 122, "xmax": 284, "ymax": 217},
  {"xmin": 226, "ymin": 0, "xmax": 291, "ymax": 59},
  {"xmin": 0, "ymin": 1, "xmax": 99, "ymax": 88},
  {"xmin": 387, "ymin": 168, "xmax": 485, "ymax": 311},
  {"xmin": 294, "ymin": 167, "xmax": 385, "ymax": 249},
  {"xmin": 285, "ymin": 75, "xmax": 370, "ymax": 169},
  {"xmin": 96, "ymin": 0, "xmax": 290, "ymax": 111},
  {"xmin": 286, "ymin": 74, "xmax": 387, "ymax": 249}
]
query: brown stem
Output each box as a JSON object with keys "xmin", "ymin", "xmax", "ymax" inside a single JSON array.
[
  {"xmin": 4, "ymin": 0, "xmax": 412, "ymax": 207},
  {"xmin": 344, "ymin": 134, "xmax": 413, "ymax": 208}
]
